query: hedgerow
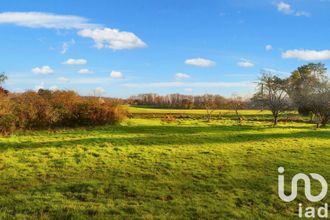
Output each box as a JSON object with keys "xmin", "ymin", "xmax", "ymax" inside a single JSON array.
[{"xmin": 0, "ymin": 89, "xmax": 126, "ymax": 135}]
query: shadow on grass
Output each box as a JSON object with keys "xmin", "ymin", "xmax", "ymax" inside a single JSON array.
[{"xmin": 0, "ymin": 124, "xmax": 328, "ymax": 151}]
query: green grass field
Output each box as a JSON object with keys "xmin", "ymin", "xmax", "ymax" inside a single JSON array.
[{"xmin": 0, "ymin": 108, "xmax": 329, "ymax": 219}]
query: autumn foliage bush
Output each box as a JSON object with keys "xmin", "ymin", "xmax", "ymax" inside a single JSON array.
[
  {"xmin": 0, "ymin": 89, "xmax": 126, "ymax": 135},
  {"xmin": 73, "ymin": 98, "xmax": 127, "ymax": 126}
]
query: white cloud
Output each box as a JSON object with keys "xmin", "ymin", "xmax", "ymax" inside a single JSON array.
[
  {"xmin": 237, "ymin": 59, "xmax": 254, "ymax": 68},
  {"xmin": 64, "ymin": 58, "xmax": 87, "ymax": 65},
  {"xmin": 94, "ymin": 87, "xmax": 106, "ymax": 96},
  {"xmin": 277, "ymin": 2, "xmax": 292, "ymax": 14},
  {"xmin": 0, "ymin": 12, "xmax": 99, "ymax": 29},
  {"xmin": 78, "ymin": 28, "xmax": 147, "ymax": 50},
  {"xmin": 61, "ymin": 39, "xmax": 75, "ymax": 54},
  {"xmin": 175, "ymin": 73, "xmax": 190, "ymax": 80},
  {"xmin": 110, "ymin": 71, "xmax": 124, "ymax": 79},
  {"xmin": 78, "ymin": 68, "xmax": 94, "ymax": 74},
  {"xmin": 0, "ymin": 12, "xmax": 146, "ymax": 50},
  {"xmin": 265, "ymin": 44, "xmax": 273, "ymax": 51},
  {"xmin": 122, "ymin": 81, "xmax": 254, "ymax": 88},
  {"xmin": 282, "ymin": 49, "xmax": 330, "ymax": 61},
  {"xmin": 61, "ymin": 43, "xmax": 69, "ymax": 54},
  {"xmin": 32, "ymin": 65, "xmax": 54, "ymax": 74},
  {"xmin": 58, "ymin": 77, "xmax": 70, "ymax": 83},
  {"xmin": 276, "ymin": 2, "xmax": 310, "ymax": 17},
  {"xmin": 185, "ymin": 58, "xmax": 215, "ymax": 67}
]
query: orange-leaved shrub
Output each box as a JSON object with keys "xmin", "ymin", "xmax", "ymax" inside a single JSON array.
[
  {"xmin": 11, "ymin": 91, "xmax": 54, "ymax": 129},
  {"xmin": 0, "ymin": 89, "xmax": 126, "ymax": 135},
  {"xmin": 73, "ymin": 98, "xmax": 127, "ymax": 126},
  {"xmin": 0, "ymin": 92, "xmax": 16, "ymax": 135}
]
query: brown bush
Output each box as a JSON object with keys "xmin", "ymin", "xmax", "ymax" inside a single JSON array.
[
  {"xmin": 0, "ymin": 94, "xmax": 16, "ymax": 135},
  {"xmin": 0, "ymin": 114, "xmax": 16, "ymax": 136},
  {"xmin": 48, "ymin": 90, "xmax": 82, "ymax": 126},
  {"xmin": 0, "ymin": 94, "xmax": 12, "ymax": 114},
  {"xmin": 73, "ymin": 98, "xmax": 126, "ymax": 126},
  {"xmin": 0, "ymin": 89, "xmax": 127, "ymax": 135},
  {"xmin": 11, "ymin": 91, "xmax": 54, "ymax": 129}
]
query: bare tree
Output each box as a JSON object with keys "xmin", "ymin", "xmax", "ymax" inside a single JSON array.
[
  {"xmin": 253, "ymin": 72, "xmax": 289, "ymax": 126},
  {"xmin": 202, "ymin": 94, "xmax": 217, "ymax": 122},
  {"xmin": 228, "ymin": 95, "xmax": 245, "ymax": 124}
]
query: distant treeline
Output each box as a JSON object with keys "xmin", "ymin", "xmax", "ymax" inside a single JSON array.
[
  {"xmin": 0, "ymin": 62, "xmax": 329, "ymax": 133},
  {"xmin": 128, "ymin": 94, "xmax": 249, "ymax": 109},
  {"xmin": 128, "ymin": 63, "xmax": 329, "ymax": 127}
]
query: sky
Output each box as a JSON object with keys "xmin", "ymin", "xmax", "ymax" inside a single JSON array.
[{"xmin": 0, "ymin": 0, "xmax": 330, "ymax": 98}]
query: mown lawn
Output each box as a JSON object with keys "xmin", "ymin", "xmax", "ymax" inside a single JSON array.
[{"xmin": 0, "ymin": 111, "xmax": 329, "ymax": 219}]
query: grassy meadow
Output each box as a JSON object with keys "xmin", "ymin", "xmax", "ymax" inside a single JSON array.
[{"xmin": 0, "ymin": 107, "xmax": 329, "ymax": 219}]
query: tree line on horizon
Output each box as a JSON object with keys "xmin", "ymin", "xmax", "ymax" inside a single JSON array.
[
  {"xmin": 129, "ymin": 63, "xmax": 329, "ymax": 127},
  {"xmin": 0, "ymin": 63, "xmax": 329, "ymax": 133}
]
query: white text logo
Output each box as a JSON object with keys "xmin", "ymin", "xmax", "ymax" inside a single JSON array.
[{"xmin": 278, "ymin": 167, "xmax": 328, "ymax": 218}]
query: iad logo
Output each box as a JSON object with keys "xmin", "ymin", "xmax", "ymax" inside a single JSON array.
[
  {"xmin": 278, "ymin": 167, "xmax": 328, "ymax": 202},
  {"xmin": 278, "ymin": 167, "xmax": 328, "ymax": 218}
]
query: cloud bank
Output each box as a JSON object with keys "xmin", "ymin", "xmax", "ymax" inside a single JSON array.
[
  {"xmin": 175, "ymin": 73, "xmax": 190, "ymax": 80},
  {"xmin": 185, "ymin": 58, "xmax": 215, "ymax": 67},
  {"xmin": 32, "ymin": 66, "xmax": 54, "ymax": 75},
  {"xmin": 237, "ymin": 59, "xmax": 254, "ymax": 68},
  {"xmin": 282, "ymin": 49, "xmax": 330, "ymax": 61},
  {"xmin": 64, "ymin": 58, "xmax": 87, "ymax": 65},
  {"xmin": 78, "ymin": 28, "xmax": 146, "ymax": 50},
  {"xmin": 123, "ymin": 81, "xmax": 254, "ymax": 88},
  {"xmin": 276, "ymin": 2, "xmax": 310, "ymax": 17},
  {"xmin": 0, "ymin": 12, "xmax": 146, "ymax": 50},
  {"xmin": 110, "ymin": 71, "xmax": 124, "ymax": 79}
]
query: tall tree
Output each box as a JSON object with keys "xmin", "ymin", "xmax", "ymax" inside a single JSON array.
[
  {"xmin": 287, "ymin": 63, "xmax": 327, "ymax": 115},
  {"xmin": 306, "ymin": 81, "xmax": 330, "ymax": 127},
  {"xmin": 253, "ymin": 72, "xmax": 289, "ymax": 126},
  {"xmin": 287, "ymin": 63, "xmax": 329, "ymax": 127}
]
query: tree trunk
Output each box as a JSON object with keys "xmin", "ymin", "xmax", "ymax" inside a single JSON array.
[
  {"xmin": 273, "ymin": 115, "xmax": 278, "ymax": 126},
  {"xmin": 207, "ymin": 114, "xmax": 211, "ymax": 122},
  {"xmin": 206, "ymin": 110, "xmax": 211, "ymax": 122}
]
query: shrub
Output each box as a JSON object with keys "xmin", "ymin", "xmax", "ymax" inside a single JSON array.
[
  {"xmin": 11, "ymin": 91, "xmax": 54, "ymax": 129},
  {"xmin": 0, "ymin": 114, "xmax": 16, "ymax": 136},
  {"xmin": 0, "ymin": 94, "xmax": 12, "ymax": 114},
  {"xmin": 48, "ymin": 90, "xmax": 82, "ymax": 126},
  {"xmin": 74, "ymin": 98, "xmax": 126, "ymax": 126},
  {"xmin": 0, "ymin": 89, "xmax": 127, "ymax": 135}
]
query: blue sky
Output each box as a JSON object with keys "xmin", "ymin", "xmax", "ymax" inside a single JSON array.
[{"xmin": 1, "ymin": 0, "xmax": 330, "ymax": 98}]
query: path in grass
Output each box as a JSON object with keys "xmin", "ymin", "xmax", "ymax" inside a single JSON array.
[{"xmin": 0, "ymin": 118, "xmax": 329, "ymax": 219}]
